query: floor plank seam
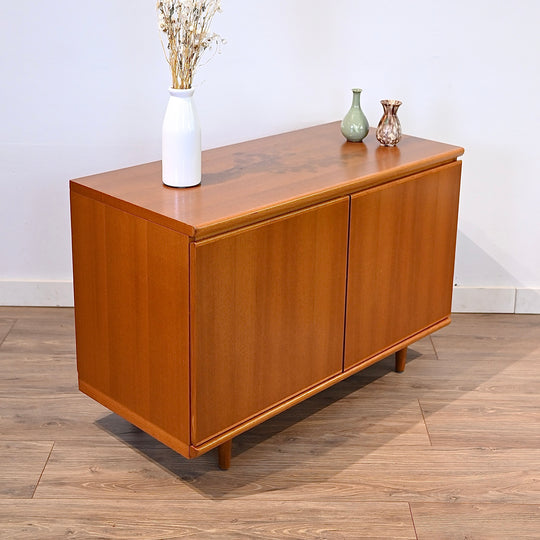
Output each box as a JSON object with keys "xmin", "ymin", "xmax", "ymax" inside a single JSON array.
[
  {"xmin": 417, "ymin": 399, "xmax": 433, "ymax": 447},
  {"xmin": 408, "ymin": 502, "xmax": 419, "ymax": 540},
  {"xmin": 428, "ymin": 334, "xmax": 439, "ymax": 361},
  {"xmin": 0, "ymin": 318, "xmax": 17, "ymax": 347},
  {"xmin": 31, "ymin": 441, "xmax": 55, "ymax": 499}
]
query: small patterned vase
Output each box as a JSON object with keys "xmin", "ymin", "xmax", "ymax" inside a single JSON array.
[
  {"xmin": 341, "ymin": 88, "xmax": 369, "ymax": 143},
  {"xmin": 376, "ymin": 100, "xmax": 402, "ymax": 147}
]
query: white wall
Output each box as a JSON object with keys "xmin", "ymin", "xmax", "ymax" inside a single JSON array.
[{"xmin": 1, "ymin": 0, "xmax": 539, "ymax": 310}]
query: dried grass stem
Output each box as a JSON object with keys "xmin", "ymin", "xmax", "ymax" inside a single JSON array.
[{"xmin": 157, "ymin": 0, "xmax": 223, "ymax": 89}]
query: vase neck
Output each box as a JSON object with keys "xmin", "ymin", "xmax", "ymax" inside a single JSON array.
[
  {"xmin": 351, "ymin": 89, "xmax": 362, "ymax": 107},
  {"xmin": 381, "ymin": 99, "xmax": 401, "ymax": 115},
  {"xmin": 169, "ymin": 88, "xmax": 194, "ymax": 98}
]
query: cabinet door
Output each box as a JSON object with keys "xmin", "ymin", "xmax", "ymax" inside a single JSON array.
[
  {"xmin": 344, "ymin": 161, "xmax": 461, "ymax": 369},
  {"xmin": 191, "ymin": 198, "xmax": 349, "ymax": 445}
]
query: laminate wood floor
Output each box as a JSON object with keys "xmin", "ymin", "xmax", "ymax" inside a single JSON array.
[{"xmin": 0, "ymin": 308, "xmax": 539, "ymax": 539}]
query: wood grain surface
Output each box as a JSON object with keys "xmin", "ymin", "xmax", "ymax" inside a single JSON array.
[
  {"xmin": 69, "ymin": 126, "xmax": 463, "ymax": 460},
  {"xmin": 70, "ymin": 122, "xmax": 463, "ymax": 239},
  {"xmin": 345, "ymin": 161, "xmax": 461, "ymax": 368},
  {"xmin": 411, "ymin": 503, "xmax": 540, "ymax": 540},
  {"xmin": 2, "ymin": 309, "xmax": 540, "ymax": 538},
  {"xmin": 70, "ymin": 193, "xmax": 191, "ymax": 456},
  {"xmin": 0, "ymin": 442, "xmax": 53, "ymax": 498},
  {"xmin": 190, "ymin": 198, "xmax": 349, "ymax": 444},
  {"xmin": 0, "ymin": 500, "xmax": 416, "ymax": 539}
]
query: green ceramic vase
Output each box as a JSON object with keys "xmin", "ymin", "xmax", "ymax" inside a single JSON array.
[{"xmin": 341, "ymin": 88, "xmax": 369, "ymax": 142}]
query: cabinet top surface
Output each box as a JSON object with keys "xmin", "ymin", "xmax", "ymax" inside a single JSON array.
[{"xmin": 70, "ymin": 122, "xmax": 463, "ymax": 239}]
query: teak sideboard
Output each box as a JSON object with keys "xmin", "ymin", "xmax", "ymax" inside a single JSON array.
[{"xmin": 70, "ymin": 122, "xmax": 464, "ymax": 469}]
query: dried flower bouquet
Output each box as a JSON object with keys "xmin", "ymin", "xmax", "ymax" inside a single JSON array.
[{"xmin": 157, "ymin": 0, "xmax": 223, "ymax": 89}]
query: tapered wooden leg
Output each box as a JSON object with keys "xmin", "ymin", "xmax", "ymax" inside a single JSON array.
[
  {"xmin": 218, "ymin": 439, "xmax": 232, "ymax": 470},
  {"xmin": 395, "ymin": 347, "xmax": 407, "ymax": 373}
]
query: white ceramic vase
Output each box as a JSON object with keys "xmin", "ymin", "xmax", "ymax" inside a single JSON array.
[{"xmin": 162, "ymin": 88, "xmax": 201, "ymax": 188}]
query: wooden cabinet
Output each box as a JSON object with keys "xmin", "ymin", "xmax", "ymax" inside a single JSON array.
[{"xmin": 70, "ymin": 122, "xmax": 463, "ymax": 468}]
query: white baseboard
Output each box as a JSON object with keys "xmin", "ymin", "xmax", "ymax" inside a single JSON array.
[
  {"xmin": 0, "ymin": 280, "xmax": 74, "ymax": 307},
  {"xmin": 451, "ymin": 287, "xmax": 516, "ymax": 313},
  {"xmin": 452, "ymin": 286, "xmax": 540, "ymax": 314},
  {"xmin": 1, "ymin": 281, "xmax": 539, "ymax": 314},
  {"xmin": 515, "ymin": 288, "xmax": 540, "ymax": 314}
]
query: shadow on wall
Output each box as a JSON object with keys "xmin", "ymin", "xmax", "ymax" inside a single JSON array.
[
  {"xmin": 454, "ymin": 230, "xmax": 517, "ymax": 287},
  {"xmin": 452, "ymin": 230, "xmax": 539, "ymax": 313}
]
